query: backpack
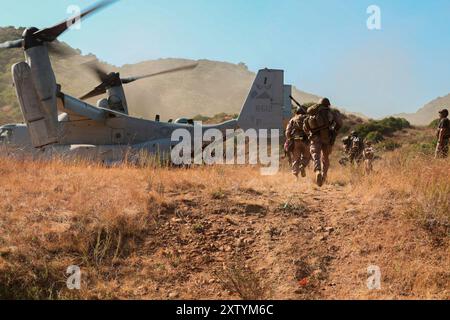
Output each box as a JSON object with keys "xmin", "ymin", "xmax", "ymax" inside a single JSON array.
[
  {"xmin": 342, "ymin": 136, "xmax": 352, "ymax": 148},
  {"xmin": 441, "ymin": 118, "xmax": 450, "ymax": 139},
  {"xmin": 306, "ymin": 104, "xmax": 331, "ymax": 132},
  {"xmin": 290, "ymin": 115, "xmax": 308, "ymax": 139},
  {"xmin": 351, "ymin": 137, "xmax": 363, "ymax": 152}
]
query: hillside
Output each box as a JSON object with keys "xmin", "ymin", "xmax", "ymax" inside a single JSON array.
[
  {"xmin": 0, "ymin": 27, "xmax": 323, "ymax": 125},
  {"xmin": 395, "ymin": 94, "xmax": 450, "ymax": 126}
]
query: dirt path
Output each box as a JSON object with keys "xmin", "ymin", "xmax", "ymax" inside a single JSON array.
[
  {"xmin": 150, "ymin": 174, "xmax": 448, "ymax": 300},
  {"xmin": 138, "ymin": 177, "xmax": 393, "ymax": 300},
  {"xmin": 249, "ymin": 178, "xmax": 448, "ymax": 300}
]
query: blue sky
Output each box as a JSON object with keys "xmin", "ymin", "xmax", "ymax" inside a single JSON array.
[{"xmin": 1, "ymin": 0, "xmax": 449, "ymax": 117}]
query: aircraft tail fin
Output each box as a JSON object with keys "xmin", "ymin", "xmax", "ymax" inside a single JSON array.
[
  {"xmin": 237, "ymin": 69, "xmax": 284, "ymax": 135},
  {"xmin": 12, "ymin": 62, "xmax": 58, "ymax": 148}
]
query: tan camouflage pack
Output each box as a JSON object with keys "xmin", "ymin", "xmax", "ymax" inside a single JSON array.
[{"xmin": 305, "ymin": 104, "xmax": 331, "ymax": 132}]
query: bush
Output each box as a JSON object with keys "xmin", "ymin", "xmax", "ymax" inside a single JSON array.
[
  {"xmin": 378, "ymin": 140, "xmax": 402, "ymax": 151},
  {"xmin": 365, "ymin": 131, "xmax": 385, "ymax": 143},
  {"xmin": 355, "ymin": 117, "xmax": 410, "ymax": 140},
  {"xmin": 411, "ymin": 141, "xmax": 437, "ymax": 155},
  {"xmin": 429, "ymin": 119, "xmax": 440, "ymax": 129}
]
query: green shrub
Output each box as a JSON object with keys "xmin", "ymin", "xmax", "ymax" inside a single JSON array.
[
  {"xmin": 429, "ymin": 119, "xmax": 440, "ymax": 129},
  {"xmin": 365, "ymin": 131, "xmax": 384, "ymax": 143},
  {"xmin": 378, "ymin": 140, "xmax": 402, "ymax": 151},
  {"xmin": 411, "ymin": 140, "xmax": 437, "ymax": 155},
  {"xmin": 355, "ymin": 117, "xmax": 410, "ymax": 140}
]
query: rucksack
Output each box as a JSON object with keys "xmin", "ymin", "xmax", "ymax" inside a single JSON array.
[
  {"xmin": 306, "ymin": 104, "xmax": 331, "ymax": 132},
  {"xmin": 351, "ymin": 137, "xmax": 363, "ymax": 152}
]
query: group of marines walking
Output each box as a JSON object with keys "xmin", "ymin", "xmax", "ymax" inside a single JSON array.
[{"xmin": 285, "ymin": 98, "xmax": 449, "ymax": 187}]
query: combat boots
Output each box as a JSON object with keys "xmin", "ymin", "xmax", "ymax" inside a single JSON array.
[
  {"xmin": 300, "ymin": 167, "xmax": 306, "ymax": 178},
  {"xmin": 315, "ymin": 171, "xmax": 323, "ymax": 187}
]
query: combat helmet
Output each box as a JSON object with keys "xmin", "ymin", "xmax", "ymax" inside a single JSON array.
[
  {"xmin": 439, "ymin": 109, "xmax": 449, "ymax": 117},
  {"xmin": 295, "ymin": 106, "xmax": 306, "ymax": 115},
  {"xmin": 318, "ymin": 98, "xmax": 331, "ymax": 107}
]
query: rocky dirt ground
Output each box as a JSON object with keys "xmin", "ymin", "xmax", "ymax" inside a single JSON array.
[{"xmin": 134, "ymin": 178, "xmax": 448, "ymax": 300}]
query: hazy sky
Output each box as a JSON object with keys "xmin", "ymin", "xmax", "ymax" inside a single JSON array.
[{"xmin": 1, "ymin": 0, "xmax": 449, "ymax": 117}]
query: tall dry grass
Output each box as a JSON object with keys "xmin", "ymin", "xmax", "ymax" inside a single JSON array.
[
  {"xmin": 329, "ymin": 147, "xmax": 449, "ymax": 242},
  {"xmin": 0, "ymin": 156, "xmax": 282, "ymax": 299}
]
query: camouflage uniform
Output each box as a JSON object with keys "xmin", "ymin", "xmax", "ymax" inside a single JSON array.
[
  {"xmin": 349, "ymin": 134, "xmax": 364, "ymax": 164},
  {"xmin": 304, "ymin": 98, "xmax": 342, "ymax": 186},
  {"xmin": 286, "ymin": 114, "xmax": 310, "ymax": 177},
  {"xmin": 341, "ymin": 132, "xmax": 363, "ymax": 165},
  {"xmin": 435, "ymin": 110, "xmax": 450, "ymax": 159},
  {"xmin": 342, "ymin": 135, "xmax": 352, "ymax": 155},
  {"xmin": 363, "ymin": 142, "xmax": 375, "ymax": 173}
]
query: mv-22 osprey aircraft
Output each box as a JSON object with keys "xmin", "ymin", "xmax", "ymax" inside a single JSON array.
[{"xmin": 0, "ymin": 0, "xmax": 293, "ymax": 163}]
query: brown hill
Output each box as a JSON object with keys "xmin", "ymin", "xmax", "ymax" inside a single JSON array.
[
  {"xmin": 0, "ymin": 27, "xmax": 325, "ymax": 124},
  {"xmin": 395, "ymin": 94, "xmax": 450, "ymax": 126}
]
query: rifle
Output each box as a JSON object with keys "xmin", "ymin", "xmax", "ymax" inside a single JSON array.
[
  {"xmin": 329, "ymin": 120, "xmax": 339, "ymax": 146},
  {"xmin": 290, "ymin": 95, "xmax": 307, "ymax": 114}
]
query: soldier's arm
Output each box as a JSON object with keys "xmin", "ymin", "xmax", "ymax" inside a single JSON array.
[
  {"xmin": 442, "ymin": 119, "xmax": 450, "ymax": 139},
  {"xmin": 286, "ymin": 121, "xmax": 293, "ymax": 139},
  {"xmin": 437, "ymin": 128, "xmax": 443, "ymax": 143},
  {"xmin": 303, "ymin": 120, "xmax": 311, "ymax": 136},
  {"xmin": 437, "ymin": 120, "xmax": 446, "ymax": 142},
  {"xmin": 334, "ymin": 111, "xmax": 343, "ymax": 131}
]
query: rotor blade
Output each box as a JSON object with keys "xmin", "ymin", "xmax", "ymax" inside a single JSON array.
[
  {"xmin": 82, "ymin": 60, "xmax": 110, "ymax": 83},
  {"xmin": 121, "ymin": 63, "xmax": 198, "ymax": 84},
  {"xmin": 0, "ymin": 39, "xmax": 22, "ymax": 49},
  {"xmin": 33, "ymin": 0, "xmax": 119, "ymax": 42},
  {"xmin": 79, "ymin": 83, "xmax": 108, "ymax": 100}
]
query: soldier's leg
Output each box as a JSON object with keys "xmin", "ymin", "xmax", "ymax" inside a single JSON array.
[
  {"xmin": 291, "ymin": 141, "xmax": 302, "ymax": 177},
  {"xmin": 321, "ymin": 144, "xmax": 331, "ymax": 181},
  {"xmin": 310, "ymin": 137, "xmax": 322, "ymax": 173},
  {"xmin": 443, "ymin": 139, "xmax": 449, "ymax": 158},
  {"xmin": 349, "ymin": 152, "xmax": 355, "ymax": 165},
  {"xmin": 299, "ymin": 141, "xmax": 310, "ymax": 177},
  {"xmin": 310, "ymin": 137, "xmax": 324, "ymax": 186},
  {"xmin": 435, "ymin": 142, "xmax": 445, "ymax": 159}
]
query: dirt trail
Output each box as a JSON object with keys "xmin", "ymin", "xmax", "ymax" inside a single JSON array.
[
  {"xmin": 143, "ymin": 174, "xmax": 448, "ymax": 300},
  {"xmin": 247, "ymin": 178, "xmax": 448, "ymax": 300},
  {"xmin": 130, "ymin": 177, "xmax": 353, "ymax": 300}
]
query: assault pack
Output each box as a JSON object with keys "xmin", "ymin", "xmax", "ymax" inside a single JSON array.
[
  {"xmin": 305, "ymin": 104, "xmax": 331, "ymax": 132},
  {"xmin": 304, "ymin": 104, "xmax": 340, "ymax": 145},
  {"xmin": 351, "ymin": 136, "xmax": 364, "ymax": 153},
  {"xmin": 290, "ymin": 115, "xmax": 308, "ymax": 141}
]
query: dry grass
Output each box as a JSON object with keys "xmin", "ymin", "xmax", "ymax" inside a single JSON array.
[
  {"xmin": 214, "ymin": 257, "xmax": 268, "ymax": 300},
  {"xmin": 0, "ymin": 158, "xmax": 276, "ymax": 299},
  {"xmin": 0, "ymin": 138, "xmax": 448, "ymax": 299},
  {"xmin": 329, "ymin": 148, "xmax": 450, "ymax": 243}
]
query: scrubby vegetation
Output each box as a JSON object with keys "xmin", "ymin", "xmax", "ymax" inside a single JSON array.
[
  {"xmin": 429, "ymin": 118, "xmax": 440, "ymax": 129},
  {"xmin": 354, "ymin": 117, "xmax": 411, "ymax": 142}
]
